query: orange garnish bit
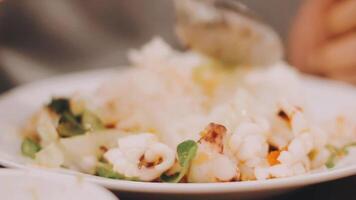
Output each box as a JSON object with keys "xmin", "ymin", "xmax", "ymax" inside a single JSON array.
[{"xmin": 267, "ymin": 151, "xmax": 281, "ymax": 166}]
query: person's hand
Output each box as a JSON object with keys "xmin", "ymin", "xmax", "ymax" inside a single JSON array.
[{"xmin": 288, "ymin": 0, "xmax": 356, "ymax": 83}]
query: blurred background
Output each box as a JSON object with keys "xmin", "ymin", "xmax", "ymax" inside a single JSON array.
[{"xmin": 0, "ymin": 0, "xmax": 302, "ymax": 92}]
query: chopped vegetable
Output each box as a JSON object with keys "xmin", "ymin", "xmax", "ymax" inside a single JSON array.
[
  {"xmin": 48, "ymin": 98, "xmax": 70, "ymax": 114},
  {"xmin": 325, "ymin": 143, "xmax": 356, "ymax": 169},
  {"xmin": 48, "ymin": 98, "xmax": 105, "ymax": 138},
  {"xmin": 59, "ymin": 130, "xmax": 124, "ymax": 160},
  {"xmin": 35, "ymin": 143, "xmax": 64, "ymax": 168},
  {"xmin": 82, "ymin": 111, "xmax": 105, "ymax": 131},
  {"xmin": 341, "ymin": 143, "xmax": 356, "ymax": 154},
  {"xmin": 96, "ymin": 163, "xmax": 139, "ymax": 181},
  {"xmin": 21, "ymin": 138, "xmax": 41, "ymax": 159},
  {"xmin": 161, "ymin": 140, "xmax": 198, "ymax": 183},
  {"xmin": 267, "ymin": 150, "xmax": 280, "ymax": 166},
  {"xmin": 57, "ymin": 112, "xmax": 86, "ymax": 137},
  {"xmin": 308, "ymin": 149, "xmax": 318, "ymax": 161},
  {"xmin": 48, "ymin": 98, "xmax": 87, "ymax": 137},
  {"xmin": 96, "ymin": 162, "xmax": 125, "ymax": 179},
  {"xmin": 70, "ymin": 98, "xmax": 86, "ymax": 115},
  {"xmin": 325, "ymin": 154, "xmax": 336, "ymax": 169},
  {"xmin": 326, "ymin": 145, "xmax": 342, "ymax": 168}
]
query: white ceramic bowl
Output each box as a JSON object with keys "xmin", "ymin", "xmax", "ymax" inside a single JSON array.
[
  {"xmin": 0, "ymin": 69, "xmax": 355, "ymax": 200},
  {"xmin": 0, "ymin": 169, "xmax": 117, "ymax": 200}
]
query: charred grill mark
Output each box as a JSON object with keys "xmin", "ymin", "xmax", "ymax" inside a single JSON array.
[
  {"xmin": 138, "ymin": 155, "xmax": 163, "ymax": 169},
  {"xmin": 295, "ymin": 106, "xmax": 303, "ymax": 112},
  {"xmin": 268, "ymin": 144, "xmax": 279, "ymax": 152},
  {"xmin": 278, "ymin": 106, "xmax": 307, "ymax": 132},
  {"xmin": 278, "ymin": 106, "xmax": 303, "ymax": 122},
  {"xmin": 277, "ymin": 110, "xmax": 292, "ymax": 129},
  {"xmin": 99, "ymin": 145, "xmax": 109, "ymax": 153},
  {"xmin": 199, "ymin": 123, "xmax": 227, "ymax": 153},
  {"xmin": 215, "ymin": 176, "xmax": 238, "ymax": 182},
  {"xmin": 277, "ymin": 110, "xmax": 289, "ymax": 122},
  {"xmin": 105, "ymin": 123, "xmax": 116, "ymax": 129}
]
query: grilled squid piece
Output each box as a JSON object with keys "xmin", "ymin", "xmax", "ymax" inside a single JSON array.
[
  {"xmin": 104, "ymin": 133, "xmax": 175, "ymax": 181},
  {"xmin": 256, "ymin": 102, "xmax": 327, "ymax": 180},
  {"xmin": 228, "ymin": 120, "xmax": 269, "ymax": 180},
  {"xmin": 229, "ymin": 120, "xmax": 269, "ymax": 162},
  {"xmin": 188, "ymin": 123, "xmax": 239, "ymax": 182},
  {"xmin": 277, "ymin": 101, "xmax": 309, "ymax": 136},
  {"xmin": 268, "ymin": 102, "xmax": 313, "ymax": 178}
]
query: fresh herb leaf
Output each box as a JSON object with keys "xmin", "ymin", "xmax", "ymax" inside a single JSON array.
[
  {"xmin": 325, "ymin": 143, "xmax": 356, "ymax": 169},
  {"xmin": 21, "ymin": 138, "xmax": 41, "ymax": 159},
  {"xmin": 161, "ymin": 140, "xmax": 198, "ymax": 183},
  {"xmin": 82, "ymin": 111, "xmax": 105, "ymax": 131},
  {"xmin": 341, "ymin": 143, "xmax": 356, "ymax": 154},
  {"xmin": 57, "ymin": 112, "xmax": 86, "ymax": 137},
  {"xmin": 325, "ymin": 153, "xmax": 336, "ymax": 169},
  {"xmin": 177, "ymin": 140, "xmax": 198, "ymax": 166},
  {"xmin": 57, "ymin": 110, "xmax": 105, "ymax": 138},
  {"xmin": 48, "ymin": 98, "xmax": 106, "ymax": 138},
  {"xmin": 160, "ymin": 172, "xmax": 180, "ymax": 183},
  {"xmin": 48, "ymin": 98, "xmax": 70, "ymax": 114},
  {"xmin": 326, "ymin": 145, "xmax": 339, "ymax": 169},
  {"xmin": 96, "ymin": 162, "xmax": 125, "ymax": 180},
  {"xmin": 326, "ymin": 145, "xmax": 338, "ymax": 154}
]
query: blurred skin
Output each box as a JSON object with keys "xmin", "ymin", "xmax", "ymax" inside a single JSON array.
[{"xmin": 289, "ymin": 0, "xmax": 356, "ymax": 84}]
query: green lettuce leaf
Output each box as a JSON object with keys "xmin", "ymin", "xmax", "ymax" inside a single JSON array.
[
  {"xmin": 96, "ymin": 162, "xmax": 125, "ymax": 179},
  {"xmin": 96, "ymin": 162, "xmax": 139, "ymax": 181},
  {"xmin": 48, "ymin": 98, "xmax": 105, "ymax": 138},
  {"xmin": 325, "ymin": 143, "xmax": 356, "ymax": 169},
  {"xmin": 161, "ymin": 140, "xmax": 198, "ymax": 183},
  {"xmin": 49, "ymin": 98, "xmax": 86, "ymax": 137},
  {"xmin": 21, "ymin": 138, "xmax": 41, "ymax": 159},
  {"xmin": 81, "ymin": 111, "xmax": 105, "ymax": 131},
  {"xmin": 57, "ymin": 112, "xmax": 86, "ymax": 137},
  {"xmin": 48, "ymin": 98, "xmax": 71, "ymax": 114}
]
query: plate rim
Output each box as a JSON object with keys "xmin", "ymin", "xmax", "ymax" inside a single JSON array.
[{"xmin": 1, "ymin": 160, "xmax": 356, "ymax": 194}]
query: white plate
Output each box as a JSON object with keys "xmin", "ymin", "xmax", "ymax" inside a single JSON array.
[
  {"xmin": 0, "ymin": 68, "xmax": 355, "ymax": 200},
  {"xmin": 0, "ymin": 169, "xmax": 118, "ymax": 200}
]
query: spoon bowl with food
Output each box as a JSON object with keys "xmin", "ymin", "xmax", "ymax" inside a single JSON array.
[{"xmin": 175, "ymin": 0, "xmax": 284, "ymax": 66}]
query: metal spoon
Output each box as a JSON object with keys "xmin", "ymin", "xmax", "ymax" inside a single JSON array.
[{"xmin": 175, "ymin": 0, "xmax": 284, "ymax": 66}]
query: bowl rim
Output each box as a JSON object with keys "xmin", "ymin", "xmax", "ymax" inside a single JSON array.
[{"xmin": 0, "ymin": 168, "xmax": 118, "ymax": 199}]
